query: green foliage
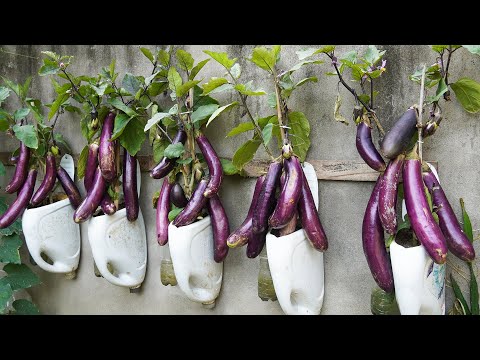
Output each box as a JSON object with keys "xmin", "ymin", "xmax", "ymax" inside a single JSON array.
[
  {"xmin": 13, "ymin": 124, "xmax": 38, "ymax": 149},
  {"xmin": 206, "ymin": 102, "xmax": 238, "ymax": 127},
  {"xmin": 248, "ymin": 46, "xmax": 281, "ymax": 73},
  {"xmin": 168, "ymin": 206, "xmax": 184, "ymax": 222},
  {"xmin": 164, "ymin": 143, "xmax": 185, "ymax": 159},
  {"xmin": 77, "ymin": 145, "xmax": 89, "ymax": 179},
  {"xmin": 203, "ymin": 50, "xmax": 237, "ymax": 70},
  {"xmin": 12, "ymin": 299, "xmax": 40, "ymax": 315},
  {"xmin": 0, "ymin": 234, "xmax": 22, "ymax": 264},
  {"xmin": 450, "ymin": 78, "xmax": 480, "ymax": 113},
  {"xmin": 220, "ymin": 158, "xmax": 238, "ymax": 175},
  {"xmin": 0, "ymin": 264, "xmax": 41, "ymax": 291},
  {"xmin": 232, "ymin": 137, "xmax": 262, "ymax": 170}
]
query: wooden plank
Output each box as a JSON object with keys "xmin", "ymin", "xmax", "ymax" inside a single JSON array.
[{"xmin": 0, "ymin": 152, "xmax": 438, "ymax": 182}]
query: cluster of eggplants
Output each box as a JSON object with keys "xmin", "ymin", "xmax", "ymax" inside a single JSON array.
[{"xmin": 227, "ymin": 156, "xmax": 328, "ymax": 259}]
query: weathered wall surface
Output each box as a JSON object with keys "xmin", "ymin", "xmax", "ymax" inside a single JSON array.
[{"xmin": 0, "ymin": 45, "xmax": 479, "ymax": 314}]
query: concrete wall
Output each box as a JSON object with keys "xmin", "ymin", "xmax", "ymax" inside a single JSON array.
[{"xmin": 0, "ymin": 45, "xmax": 479, "ymax": 314}]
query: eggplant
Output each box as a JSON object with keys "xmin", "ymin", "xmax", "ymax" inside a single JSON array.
[
  {"xmin": 30, "ymin": 152, "xmax": 57, "ymax": 206},
  {"xmin": 207, "ymin": 194, "xmax": 230, "ymax": 263},
  {"xmin": 0, "ymin": 168, "xmax": 37, "ymax": 229},
  {"xmin": 150, "ymin": 129, "xmax": 187, "ymax": 179},
  {"xmin": 246, "ymin": 230, "xmax": 268, "ymax": 259},
  {"xmin": 123, "ymin": 149, "xmax": 139, "ymax": 221},
  {"xmin": 297, "ymin": 170, "xmax": 328, "ymax": 251},
  {"xmin": 157, "ymin": 179, "xmax": 173, "ymax": 245},
  {"xmin": 57, "ymin": 166, "xmax": 82, "ymax": 209},
  {"xmin": 227, "ymin": 176, "xmax": 265, "ymax": 248},
  {"xmin": 172, "ymin": 178, "xmax": 209, "ymax": 227},
  {"xmin": 73, "ymin": 166, "xmax": 106, "ymax": 223},
  {"xmin": 378, "ymin": 154, "xmax": 405, "ymax": 234},
  {"xmin": 195, "ymin": 132, "xmax": 223, "ymax": 198},
  {"xmin": 252, "ymin": 161, "xmax": 282, "ymax": 234},
  {"xmin": 98, "ymin": 111, "xmax": 116, "ymax": 182},
  {"xmin": 100, "ymin": 193, "xmax": 117, "ymax": 215},
  {"xmin": 356, "ymin": 121, "xmax": 386, "ymax": 172},
  {"xmin": 170, "ymin": 183, "xmax": 188, "ymax": 208},
  {"xmin": 403, "ymin": 157, "xmax": 448, "ymax": 264},
  {"xmin": 269, "ymin": 156, "xmax": 302, "ymax": 229},
  {"xmin": 5, "ymin": 141, "xmax": 30, "ymax": 194},
  {"xmin": 362, "ymin": 175, "xmax": 394, "ymax": 293},
  {"xmin": 423, "ymin": 171, "xmax": 475, "ymax": 262},
  {"xmin": 84, "ymin": 142, "xmax": 99, "ymax": 192},
  {"xmin": 380, "ymin": 108, "xmax": 417, "ymax": 159}
]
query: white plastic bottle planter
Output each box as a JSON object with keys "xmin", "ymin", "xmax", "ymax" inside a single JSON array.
[
  {"xmin": 266, "ymin": 162, "xmax": 325, "ymax": 315},
  {"xmin": 87, "ymin": 161, "xmax": 147, "ymax": 289},
  {"xmin": 168, "ymin": 215, "xmax": 223, "ymax": 306},
  {"xmin": 390, "ymin": 162, "xmax": 445, "ymax": 315},
  {"xmin": 22, "ymin": 154, "xmax": 80, "ymax": 276}
]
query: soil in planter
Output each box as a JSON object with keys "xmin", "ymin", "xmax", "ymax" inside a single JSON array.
[{"xmin": 395, "ymin": 228, "xmax": 419, "ymax": 248}]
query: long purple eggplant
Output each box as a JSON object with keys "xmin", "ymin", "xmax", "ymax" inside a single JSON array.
[
  {"xmin": 84, "ymin": 142, "xmax": 99, "ymax": 191},
  {"xmin": 378, "ymin": 154, "xmax": 405, "ymax": 234},
  {"xmin": 5, "ymin": 142, "xmax": 30, "ymax": 194},
  {"xmin": 98, "ymin": 111, "xmax": 116, "ymax": 182},
  {"xmin": 157, "ymin": 179, "xmax": 173, "ymax": 246},
  {"xmin": 0, "ymin": 168, "xmax": 37, "ymax": 229},
  {"xmin": 227, "ymin": 176, "xmax": 265, "ymax": 248},
  {"xmin": 269, "ymin": 156, "xmax": 302, "ymax": 229},
  {"xmin": 172, "ymin": 179, "xmax": 209, "ymax": 227},
  {"xmin": 403, "ymin": 157, "xmax": 448, "ymax": 264},
  {"xmin": 150, "ymin": 129, "xmax": 187, "ymax": 179},
  {"xmin": 170, "ymin": 183, "xmax": 188, "ymax": 208},
  {"xmin": 362, "ymin": 175, "xmax": 394, "ymax": 293},
  {"xmin": 207, "ymin": 194, "xmax": 230, "ymax": 263},
  {"xmin": 423, "ymin": 171, "xmax": 475, "ymax": 262},
  {"xmin": 297, "ymin": 170, "xmax": 328, "ymax": 251},
  {"xmin": 246, "ymin": 231, "xmax": 268, "ymax": 259},
  {"xmin": 356, "ymin": 121, "xmax": 386, "ymax": 172},
  {"xmin": 73, "ymin": 166, "xmax": 106, "ymax": 223},
  {"xmin": 123, "ymin": 149, "xmax": 139, "ymax": 221},
  {"xmin": 57, "ymin": 166, "xmax": 82, "ymax": 209},
  {"xmin": 252, "ymin": 161, "xmax": 282, "ymax": 234},
  {"xmin": 380, "ymin": 107, "xmax": 417, "ymax": 159},
  {"xmin": 30, "ymin": 152, "xmax": 57, "ymax": 207},
  {"xmin": 100, "ymin": 193, "xmax": 116, "ymax": 215},
  {"xmin": 195, "ymin": 132, "xmax": 223, "ymax": 198}
]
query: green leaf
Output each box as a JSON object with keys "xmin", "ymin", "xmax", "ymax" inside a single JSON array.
[
  {"xmin": 118, "ymin": 118, "xmax": 145, "ymax": 156},
  {"xmin": 267, "ymin": 93, "xmax": 277, "ymax": 108},
  {"xmin": 77, "ymin": 145, "xmax": 89, "ymax": 179},
  {"xmin": 451, "ymin": 78, "xmax": 480, "ymax": 113},
  {"xmin": 148, "ymin": 81, "xmax": 169, "ymax": 97},
  {"xmin": 48, "ymin": 93, "xmax": 69, "ymax": 120},
  {"xmin": 203, "ymin": 50, "xmax": 237, "ymax": 70},
  {"xmin": 431, "ymin": 45, "xmax": 449, "ymax": 53},
  {"xmin": 234, "ymin": 83, "xmax": 266, "ymax": 96},
  {"xmin": 0, "ymin": 198, "xmax": 22, "ymax": 236},
  {"xmin": 262, "ymin": 123, "xmax": 273, "ymax": 145},
  {"xmin": 0, "ymin": 86, "xmax": 11, "ymax": 105},
  {"xmin": 41, "ymin": 51, "xmax": 59, "ymax": 60},
  {"xmin": 108, "ymin": 98, "xmax": 137, "ymax": 117},
  {"xmin": 38, "ymin": 59, "xmax": 60, "ymax": 76},
  {"xmin": 168, "ymin": 104, "xmax": 178, "ymax": 115},
  {"xmin": 111, "ymin": 113, "xmax": 133, "ymax": 140},
  {"xmin": 296, "ymin": 46, "xmax": 335, "ymax": 60},
  {"xmin": 287, "ymin": 111, "xmax": 311, "ymax": 162},
  {"xmin": 177, "ymin": 157, "xmax": 193, "ymax": 165},
  {"xmin": 220, "ymin": 158, "xmax": 238, "ymax": 175},
  {"xmin": 13, "ymin": 108, "xmax": 30, "ymax": 121},
  {"xmin": 164, "ymin": 143, "xmax": 185, "ymax": 159},
  {"xmin": 140, "ymin": 47, "xmax": 155, "ymax": 63},
  {"xmin": 0, "ymin": 234, "xmax": 22, "ymax": 264},
  {"xmin": 385, "ymin": 234, "xmax": 395, "ymax": 248},
  {"xmin": 176, "ymin": 49, "xmax": 194, "ymax": 71},
  {"xmin": 192, "ymin": 85, "xmax": 219, "ymax": 110},
  {"xmin": 153, "ymin": 138, "xmax": 169, "ymax": 163},
  {"xmin": 0, "ymin": 263, "xmax": 41, "ymax": 291},
  {"xmin": 202, "ymin": 77, "xmax": 228, "ymax": 95},
  {"xmin": 364, "ymin": 45, "xmax": 386, "ymax": 66},
  {"xmin": 288, "ymin": 60, "xmax": 324, "ymax": 73},
  {"xmin": 206, "ymin": 102, "xmax": 238, "ymax": 127},
  {"xmin": 232, "ymin": 137, "xmax": 261, "ymax": 170},
  {"xmin": 144, "ymin": 72, "xmax": 160, "ymax": 87},
  {"xmin": 168, "ymin": 67, "xmax": 182, "ymax": 96},
  {"xmin": 460, "ymin": 198, "xmax": 473, "ymax": 243},
  {"xmin": 177, "ymin": 80, "xmax": 200, "ymax": 98},
  {"xmin": 469, "ymin": 263, "xmax": 479, "ymax": 315},
  {"xmin": 91, "ymin": 82, "xmax": 108, "ymax": 96},
  {"xmin": 25, "ymin": 98, "xmax": 44, "ymax": 122},
  {"xmin": 230, "ymin": 63, "xmax": 241, "ymax": 79},
  {"xmin": 427, "ymin": 78, "xmax": 448, "ymax": 103},
  {"xmin": 122, "ymin": 73, "xmax": 142, "ymax": 96},
  {"xmin": 227, "ymin": 122, "xmax": 255, "ymax": 137},
  {"xmin": 1, "ymin": 77, "xmax": 21, "ymax": 97},
  {"xmin": 0, "ymin": 283, "xmax": 13, "ymax": 314},
  {"xmin": 13, "ymin": 124, "xmax": 38, "ymax": 149},
  {"xmin": 462, "ymin": 45, "xmax": 480, "ymax": 56},
  {"xmin": 248, "ymin": 46, "xmax": 281, "ymax": 73},
  {"xmin": 12, "ymin": 299, "xmax": 40, "ymax": 315},
  {"xmin": 450, "ymin": 273, "xmax": 471, "ymax": 315},
  {"xmin": 191, "ymin": 104, "xmax": 219, "ymax": 124},
  {"xmin": 0, "ymin": 162, "xmax": 5, "ymax": 176},
  {"xmin": 207, "ymin": 83, "xmax": 234, "ymax": 95},
  {"xmin": 168, "ymin": 207, "xmax": 184, "ymax": 222},
  {"xmin": 189, "ymin": 59, "xmax": 210, "ymax": 80},
  {"xmin": 333, "ymin": 94, "xmax": 349, "ymax": 125},
  {"xmin": 144, "ymin": 112, "xmax": 171, "ymax": 132},
  {"xmin": 295, "ymin": 77, "xmax": 318, "ymax": 88}
]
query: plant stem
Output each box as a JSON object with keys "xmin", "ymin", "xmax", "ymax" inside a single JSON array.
[
  {"xmin": 417, "ymin": 64, "xmax": 426, "ymax": 163},
  {"xmin": 369, "ymin": 76, "xmax": 374, "ymax": 109},
  {"xmin": 156, "ymin": 124, "xmax": 172, "ymax": 143},
  {"xmin": 274, "ymin": 79, "xmax": 287, "ymax": 145},
  {"xmin": 126, "ymin": 61, "xmax": 157, "ymax": 106},
  {"xmin": 61, "ymin": 69, "xmax": 96, "ymax": 111},
  {"xmin": 111, "ymin": 82, "xmax": 125, "ymax": 104}
]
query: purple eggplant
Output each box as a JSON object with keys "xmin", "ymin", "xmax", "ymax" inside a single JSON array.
[
  {"xmin": 423, "ymin": 171, "xmax": 475, "ymax": 262},
  {"xmin": 269, "ymin": 156, "xmax": 302, "ymax": 229},
  {"xmin": 297, "ymin": 170, "xmax": 328, "ymax": 251},
  {"xmin": 5, "ymin": 141, "xmax": 30, "ymax": 194},
  {"xmin": 195, "ymin": 132, "xmax": 223, "ymax": 198},
  {"xmin": 356, "ymin": 121, "xmax": 386, "ymax": 172},
  {"xmin": 380, "ymin": 108, "xmax": 417, "ymax": 159},
  {"xmin": 246, "ymin": 231, "xmax": 268, "ymax": 259},
  {"xmin": 0, "ymin": 168, "xmax": 37, "ymax": 229},
  {"xmin": 73, "ymin": 166, "xmax": 106, "ymax": 223},
  {"xmin": 84, "ymin": 142, "xmax": 99, "ymax": 192},
  {"xmin": 30, "ymin": 152, "xmax": 57, "ymax": 207},
  {"xmin": 123, "ymin": 149, "xmax": 139, "ymax": 221},
  {"xmin": 57, "ymin": 166, "xmax": 82, "ymax": 209},
  {"xmin": 362, "ymin": 175, "xmax": 394, "ymax": 293},
  {"xmin": 98, "ymin": 111, "xmax": 116, "ymax": 182},
  {"xmin": 378, "ymin": 154, "xmax": 405, "ymax": 235},
  {"xmin": 157, "ymin": 179, "xmax": 173, "ymax": 246},
  {"xmin": 227, "ymin": 176, "xmax": 265, "ymax": 248},
  {"xmin": 100, "ymin": 192, "xmax": 117, "ymax": 215},
  {"xmin": 207, "ymin": 194, "xmax": 230, "ymax": 263},
  {"xmin": 172, "ymin": 179, "xmax": 209, "ymax": 227},
  {"xmin": 170, "ymin": 183, "xmax": 188, "ymax": 208},
  {"xmin": 403, "ymin": 157, "xmax": 448, "ymax": 264},
  {"xmin": 150, "ymin": 129, "xmax": 187, "ymax": 179},
  {"xmin": 252, "ymin": 161, "xmax": 282, "ymax": 234}
]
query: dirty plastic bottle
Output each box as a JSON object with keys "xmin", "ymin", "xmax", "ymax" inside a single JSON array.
[
  {"xmin": 160, "ymin": 245, "xmax": 177, "ymax": 286},
  {"xmin": 258, "ymin": 248, "xmax": 277, "ymax": 302},
  {"xmin": 371, "ymin": 286, "xmax": 400, "ymax": 315}
]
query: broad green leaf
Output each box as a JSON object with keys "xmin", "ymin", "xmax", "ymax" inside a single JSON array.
[
  {"xmin": 140, "ymin": 47, "xmax": 155, "ymax": 63},
  {"xmin": 203, "ymin": 50, "xmax": 237, "ymax": 70},
  {"xmin": 207, "ymin": 83, "xmax": 234, "ymax": 95},
  {"xmin": 220, "ymin": 158, "xmax": 238, "ymax": 175},
  {"xmin": 191, "ymin": 104, "xmax": 219, "ymax": 123},
  {"xmin": 119, "ymin": 118, "xmax": 145, "ymax": 156},
  {"xmin": 148, "ymin": 81, "xmax": 169, "ymax": 97},
  {"xmin": 108, "ymin": 97, "xmax": 137, "ymax": 117},
  {"xmin": 450, "ymin": 274, "xmax": 471, "ymax": 315},
  {"xmin": 431, "ymin": 45, "xmax": 449, "ymax": 53},
  {"xmin": 153, "ymin": 138, "xmax": 169, "ymax": 163},
  {"xmin": 262, "ymin": 123, "xmax": 273, "ymax": 145},
  {"xmin": 91, "ymin": 82, "xmax": 108, "ymax": 96},
  {"xmin": 21, "ymin": 76, "xmax": 32, "ymax": 99},
  {"xmin": 112, "ymin": 113, "xmax": 133, "ymax": 140},
  {"xmin": 168, "ymin": 207, "xmax": 184, "ymax": 222},
  {"xmin": 230, "ymin": 63, "xmax": 241, "ymax": 79},
  {"xmin": 227, "ymin": 122, "xmax": 255, "ymax": 137},
  {"xmin": 202, "ymin": 78, "xmax": 228, "ymax": 95},
  {"xmin": 144, "ymin": 112, "xmax": 170, "ymax": 132},
  {"xmin": 158, "ymin": 48, "xmax": 171, "ymax": 67},
  {"xmin": 0, "ymin": 283, "xmax": 13, "ymax": 313},
  {"xmin": 41, "ymin": 51, "xmax": 59, "ymax": 60},
  {"xmin": 234, "ymin": 83, "xmax": 266, "ymax": 96},
  {"xmin": 287, "ymin": 111, "xmax": 311, "ymax": 162},
  {"xmin": 168, "ymin": 67, "xmax": 182, "ymax": 96},
  {"xmin": 0, "ymin": 86, "xmax": 11, "ymax": 105},
  {"xmin": 77, "ymin": 145, "xmax": 89, "ymax": 179},
  {"xmin": 0, "ymin": 233, "xmax": 22, "ymax": 264},
  {"xmin": 13, "ymin": 108, "xmax": 30, "ymax": 121},
  {"xmin": 1, "ymin": 77, "xmax": 21, "ymax": 97},
  {"xmin": 122, "ymin": 73, "xmax": 142, "ymax": 96},
  {"xmin": 0, "ymin": 263, "xmax": 41, "ymax": 291},
  {"xmin": 258, "ymin": 115, "xmax": 276, "ymax": 129},
  {"xmin": 295, "ymin": 77, "xmax": 318, "ymax": 88},
  {"xmin": 0, "ymin": 198, "xmax": 22, "ymax": 236},
  {"xmin": 168, "ymin": 104, "xmax": 178, "ymax": 115},
  {"xmin": 13, "ymin": 124, "xmax": 38, "ymax": 149},
  {"xmin": 267, "ymin": 93, "xmax": 277, "ymax": 108},
  {"xmin": 25, "ymin": 98, "xmax": 44, "ymax": 122},
  {"xmin": 51, "ymin": 79, "xmax": 71, "ymax": 95},
  {"xmin": 48, "ymin": 93, "xmax": 69, "ymax": 120},
  {"xmin": 38, "ymin": 59, "xmax": 60, "ymax": 76},
  {"xmin": 364, "ymin": 45, "xmax": 385, "ymax": 66},
  {"xmin": 12, "ymin": 299, "xmax": 40, "ymax": 315},
  {"xmin": 192, "ymin": 85, "xmax": 219, "ymax": 110},
  {"xmin": 206, "ymin": 101, "xmax": 239, "ymax": 127},
  {"xmin": 460, "ymin": 198, "xmax": 473, "ymax": 242},
  {"xmin": 469, "ymin": 262, "xmax": 479, "ymax": 315},
  {"xmin": 145, "ymin": 71, "xmax": 160, "ymax": 87},
  {"xmin": 340, "ymin": 50, "xmax": 358, "ymax": 64},
  {"xmin": 164, "ymin": 143, "xmax": 185, "ymax": 159},
  {"xmin": 427, "ymin": 78, "xmax": 448, "ymax": 103},
  {"xmin": 176, "ymin": 49, "xmax": 194, "ymax": 71},
  {"xmin": 288, "ymin": 60, "xmax": 324, "ymax": 73},
  {"xmin": 0, "ymin": 162, "xmax": 5, "ymax": 176},
  {"xmin": 176, "ymin": 157, "xmax": 193, "ymax": 165},
  {"xmin": 189, "ymin": 59, "xmax": 210, "ymax": 81},
  {"xmin": 451, "ymin": 78, "xmax": 480, "ymax": 113},
  {"xmin": 232, "ymin": 137, "xmax": 261, "ymax": 170},
  {"xmin": 333, "ymin": 94, "xmax": 349, "ymax": 125},
  {"xmin": 248, "ymin": 46, "xmax": 281, "ymax": 73},
  {"xmin": 296, "ymin": 46, "xmax": 335, "ymax": 60},
  {"xmin": 462, "ymin": 45, "xmax": 480, "ymax": 56},
  {"xmin": 0, "ymin": 116, "xmax": 8, "ymax": 132},
  {"xmin": 177, "ymin": 80, "xmax": 200, "ymax": 98}
]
